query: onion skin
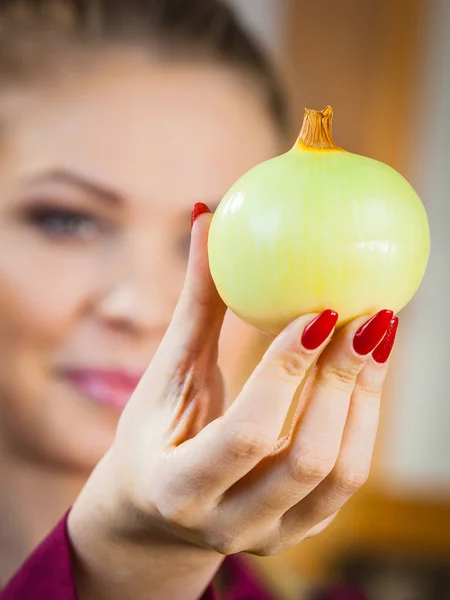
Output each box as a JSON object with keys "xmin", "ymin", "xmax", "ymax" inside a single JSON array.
[{"xmin": 208, "ymin": 106, "xmax": 430, "ymax": 336}]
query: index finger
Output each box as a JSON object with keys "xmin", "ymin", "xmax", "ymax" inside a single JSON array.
[
  {"xmin": 167, "ymin": 310, "xmax": 338, "ymax": 498},
  {"xmin": 137, "ymin": 205, "xmax": 226, "ymax": 401}
]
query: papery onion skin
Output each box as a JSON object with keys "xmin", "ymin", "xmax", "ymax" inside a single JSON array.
[{"xmin": 208, "ymin": 106, "xmax": 430, "ymax": 336}]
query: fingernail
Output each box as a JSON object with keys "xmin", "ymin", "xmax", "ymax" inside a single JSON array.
[
  {"xmin": 372, "ymin": 317, "xmax": 399, "ymax": 363},
  {"xmin": 301, "ymin": 310, "xmax": 339, "ymax": 350},
  {"xmin": 191, "ymin": 202, "xmax": 211, "ymax": 229},
  {"xmin": 353, "ymin": 309, "xmax": 394, "ymax": 355}
]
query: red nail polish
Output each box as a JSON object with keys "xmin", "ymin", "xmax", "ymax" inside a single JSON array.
[
  {"xmin": 301, "ymin": 310, "xmax": 339, "ymax": 350},
  {"xmin": 191, "ymin": 202, "xmax": 211, "ymax": 229},
  {"xmin": 372, "ymin": 317, "xmax": 399, "ymax": 363},
  {"xmin": 353, "ymin": 309, "xmax": 393, "ymax": 355}
]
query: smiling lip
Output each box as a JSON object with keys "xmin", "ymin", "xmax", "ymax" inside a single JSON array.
[{"xmin": 63, "ymin": 369, "xmax": 144, "ymax": 410}]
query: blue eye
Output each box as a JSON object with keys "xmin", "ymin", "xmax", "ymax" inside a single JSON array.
[{"xmin": 27, "ymin": 207, "xmax": 103, "ymax": 240}]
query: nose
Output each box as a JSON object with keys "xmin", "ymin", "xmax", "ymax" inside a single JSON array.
[{"xmin": 96, "ymin": 241, "xmax": 181, "ymax": 336}]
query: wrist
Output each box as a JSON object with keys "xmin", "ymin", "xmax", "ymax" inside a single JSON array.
[{"xmin": 68, "ymin": 452, "xmax": 224, "ymax": 600}]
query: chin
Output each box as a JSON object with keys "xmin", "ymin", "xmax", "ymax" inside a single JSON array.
[
  {"xmin": 47, "ymin": 388, "xmax": 122, "ymax": 472},
  {"xmin": 7, "ymin": 389, "xmax": 120, "ymax": 475}
]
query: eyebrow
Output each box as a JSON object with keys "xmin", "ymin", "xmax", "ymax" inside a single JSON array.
[
  {"xmin": 26, "ymin": 169, "xmax": 124, "ymax": 205},
  {"xmin": 26, "ymin": 169, "xmax": 223, "ymax": 215}
]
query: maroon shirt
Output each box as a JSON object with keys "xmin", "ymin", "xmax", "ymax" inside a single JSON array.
[{"xmin": 0, "ymin": 513, "xmax": 273, "ymax": 600}]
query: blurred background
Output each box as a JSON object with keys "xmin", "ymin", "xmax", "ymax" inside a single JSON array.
[
  {"xmin": 1, "ymin": 1, "xmax": 448, "ymax": 599},
  {"xmin": 226, "ymin": 1, "xmax": 450, "ymax": 598}
]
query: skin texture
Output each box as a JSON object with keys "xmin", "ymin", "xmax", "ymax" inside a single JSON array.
[{"xmin": 0, "ymin": 50, "xmax": 279, "ymax": 581}]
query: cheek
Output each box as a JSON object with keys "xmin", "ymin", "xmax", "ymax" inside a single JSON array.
[{"xmin": 0, "ymin": 237, "xmax": 97, "ymax": 345}]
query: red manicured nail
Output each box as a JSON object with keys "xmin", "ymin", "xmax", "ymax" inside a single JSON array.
[
  {"xmin": 353, "ymin": 309, "xmax": 393, "ymax": 355},
  {"xmin": 191, "ymin": 202, "xmax": 211, "ymax": 229},
  {"xmin": 372, "ymin": 317, "xmax": 399, "ymax": 363},
  {"xmin": 301, "ymin": 310, "xmax": 339, "ymax": 350}
]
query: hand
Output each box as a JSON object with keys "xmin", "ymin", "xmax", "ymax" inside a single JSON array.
[{"xmin": 69, "ymin": 208, "xmax": 398, "ymax": 600}]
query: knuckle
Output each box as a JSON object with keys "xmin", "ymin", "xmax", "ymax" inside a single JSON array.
[
  {"xmin": 271, "ymin": 350, "xmax": 309, "ymax": 381},
  {"xmin": 225, "ymin": 425, "xmax": 272, "ymax": 461},
  {"xmin": 306, "ymin": 515, "xmax": 336, "ymax": 538},
  {"xmin": 331, "ymin": 466, "xmax": 370, "ymax": 494},
  {"xmin": 206, "ymin": 531, "xmax": 241, "ymax": 556},
  {"xmin": 354, "ymin": 380, "xmax": 382, "ymax": 400},
  {"xmin": 277, "ymin": 519, "xmax": 307, "ymax": 548},
  {"xmin": 319, "ymin": 362, "xmax": 361, "ymax": 391},
  {"xmin": 249, "ymin": 542, "xmax": 281, "ymax": 557},
  {"xmin": 158, "ymin": 499, "xmax": 203, "ymax": 530},
  {"xmin": 246, "ymin": 527, "xmax": 284, "ymax": 557},
  {"xmin": 288, "ymin": 448, "xmax": 335, "ymax": 484}
]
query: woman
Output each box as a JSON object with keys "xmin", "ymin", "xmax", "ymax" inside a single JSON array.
[{"xmin": 0, "ymin": 1, "xmax": 398, "ymax": 598}]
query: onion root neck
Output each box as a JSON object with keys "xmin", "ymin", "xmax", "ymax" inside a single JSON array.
[{"xmin": 296, "ymin": 105, "xmax": 340, "ymax": 150}]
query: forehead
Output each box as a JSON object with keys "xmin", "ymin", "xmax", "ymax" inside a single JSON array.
[{"xmin": 6, "ymin": 53, "xmax": 280, "ymax": 211}]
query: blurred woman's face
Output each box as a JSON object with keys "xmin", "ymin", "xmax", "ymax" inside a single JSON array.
[{"xmin": 0, "ymin": 51, "xmax": 280, "ymax": 471}]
